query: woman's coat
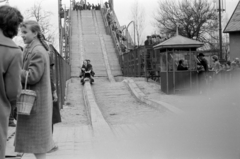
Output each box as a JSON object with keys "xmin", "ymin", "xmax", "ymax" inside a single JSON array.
[
  {"xmin": 15, "ymin": 39, "xmax": 54, "ymax": 153},
  {"xmin": 0, "ymin": 31, "xmax": 22, "ymax": 159}
]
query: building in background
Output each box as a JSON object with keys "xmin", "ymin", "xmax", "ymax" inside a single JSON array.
[{"xmin": 224, "ymin": 1, "xmax": 240, "ymax": 60}]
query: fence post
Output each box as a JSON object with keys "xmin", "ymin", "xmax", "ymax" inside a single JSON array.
[
  {"xmin": 128, "ymin": 52, "xmax": 130, "ymax": 77},
  {"xmin": 144, "ymin": 49, "xmax": 147, "ymax": 80},
  {"xmin": 133, "ymin": 51, "xmax": 136, "ymax": 77},
  {"xmin": 138, "ymin": 49, "xmax": 141, "ymax": 77},
  {"xmin": 127, "ymin": 53, "xmax": 130, "ymax": 76},
  {"xmin": 60, "ymin": 59, "xmax": 64, "ymax": 109},
  {"xmin": 55, "ymin": 53, "xmax": 60, "ymax": 109}
]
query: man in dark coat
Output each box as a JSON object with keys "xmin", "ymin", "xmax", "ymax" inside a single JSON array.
[
  {"xmin": 144, "ymin": 36, "xmax": 153, "ymax": 46},
  {"xmin": 0, "ymin": 5, "xmax": 23, "ymax": 159},
  {"xmin": 197, "ymin": 53, "xmax": 209, "ymax": 72},
  {"xmin": 196, "ymin": 53, "xmax": 209, "ymax": 93}
]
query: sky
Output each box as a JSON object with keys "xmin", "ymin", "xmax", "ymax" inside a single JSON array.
[
  {"xmin": 1, "ymin": 0, "xmax": 239, "ymax": 48},
  {"xmin": 114, "ymin": 0, "xmax": 239, "ymax": 43}
]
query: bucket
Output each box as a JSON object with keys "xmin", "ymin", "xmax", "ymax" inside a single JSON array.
[{"xmin": 17, "ymin": 71, "xmax": 37, "ymax": 115}]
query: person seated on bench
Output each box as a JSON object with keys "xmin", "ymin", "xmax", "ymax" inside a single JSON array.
[{"xmin": 177, "ymin": 59, "xmax": 188, "ymax": 71}]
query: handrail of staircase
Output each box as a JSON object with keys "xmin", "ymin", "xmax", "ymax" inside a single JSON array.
[
  {"xmin": 101, "ymin": 8, "xmax": 135, "ymax": 50},
  {"xmin": 125, "ymin": 21, "xmax": 136, "ymax": 48},
  {"xmin": 59, "ymin": 2, "xmax": 72, "ymax": 64},
  {"xmin": 101, "ymin": 8, "xmax": 111, "ymax": 35},
  {"xmin": 101, "ymin": 8, "xmax": 123, "ymax": 70},
  {"xmin": 100, "ymin": 5, "xmax": 134, "ymax": 47},
  {"xmin": 110, "ymin": 10, "xmax": 135, "ymax": 49}
]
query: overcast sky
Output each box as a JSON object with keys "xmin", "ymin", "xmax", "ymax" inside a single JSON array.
[{"xmin": 1, "ymin": 0, "xmax": 239, "ymax": 48}]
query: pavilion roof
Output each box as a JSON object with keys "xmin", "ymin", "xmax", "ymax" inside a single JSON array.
[{"xmin": 153, "ymin": 34, "xmax": 203, "ymax": 50}]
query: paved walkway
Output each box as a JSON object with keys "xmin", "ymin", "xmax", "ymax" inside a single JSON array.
[
  {"xmin": 5, "ymin": 127, "xmax": 20, "ymax": 158},
  {"xmin": 6, "ymin": 77, "xmax": 240, "ymax": 159}
]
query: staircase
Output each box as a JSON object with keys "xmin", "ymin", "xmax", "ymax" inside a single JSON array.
[
  {"xmin": 70, "ymin": 11, "xmax": 82, "ymax": 77},
  {"xmin": 94, "ymin": 11, "xmax": 122, "ymax": 77},
  {"xmin": 80, "ymin": 11, "xmax": 107, "ymax": 77},
  {"xmin": 75, "ymin": 10, "xmax": 122, "ymax": 78}
]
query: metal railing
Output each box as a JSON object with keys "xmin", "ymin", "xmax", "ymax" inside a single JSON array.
[
  {"xmin": 110, "ymin": 9, "xmax": 135, "ymax": 49},
  {"xmin": 101, "ymin": 8, "xmax": 124, "ymax": 71},
  {"xmin": 68, "ymin": 0, "xmax": 72, "ymax": 63},
  {"xmin": 121, "ymin": 47, "xmax": 145, "ymax": 77},
  {"xmin": 121, "ymin": 46, "xmax": 159, "ymax": 81},
  {"xmin": 49, "ymin": 44, "xmax": 71, "ymax": 109},
  {"xmin": 59, "ymin": 2, "xmax": 71, "ymax": 63}
]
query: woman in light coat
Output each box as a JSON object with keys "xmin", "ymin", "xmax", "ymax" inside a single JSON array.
[
  {"xmin": 0, "ymin": 5, "xmax": 23, "ymax": 159},
  {"xmin": 15, "ymin": 20, "xmax": 53, "ymax": 159}
]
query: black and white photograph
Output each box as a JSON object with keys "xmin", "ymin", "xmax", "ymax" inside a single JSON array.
[{"xmin": 1, "ymin": 0, "xmax": 240, "ymax": 159}]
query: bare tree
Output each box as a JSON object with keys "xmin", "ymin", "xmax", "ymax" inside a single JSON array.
[
  {"xmin": 154, "ymin": 0, "xmax": 218, "ymax": 45},
  {"xmin": 25, "ymin": 1, "xmax": 56, "ymax": 45},
  {"xmin": 130, "ymin": 0, "xmax": 146, "ymax": 46}
]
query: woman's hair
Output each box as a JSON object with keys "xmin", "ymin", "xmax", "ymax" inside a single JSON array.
[
  {"xmin": 0, "ymin": 5, "xmax": 23, "ymax": 38},
  {"xmin": 20, "ymin": 20, "xmax": 49, "ymax": 51}
]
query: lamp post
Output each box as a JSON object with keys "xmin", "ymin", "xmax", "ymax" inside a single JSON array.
[
  {"xmin": 58, "ymin": 0, "xmax": 62, "ymax": 56},
  {"xmin": 215, "ymin": 0, "xmax": 225, "ymax": 61},
  {"xmin": 218, "ymin": 0, "xmax": 223, "ymax": 61}
]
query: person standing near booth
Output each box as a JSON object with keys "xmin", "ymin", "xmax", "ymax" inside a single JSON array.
[
  {"xmin": 196, "ymin": 53, "xmax": 209, "ymax": 93},
  {"xmin": 144, "ymin": 36, "xmax": 153, "ymax": 46}
]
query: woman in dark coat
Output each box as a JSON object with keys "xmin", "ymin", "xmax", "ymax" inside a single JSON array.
[
  {"xmin": 45, "ymin": 48, "xmax": 61, "ymax": 153},
  {"xmin": 49, "ymin": 50, "xmax": 61, "ymax": 131},
  {"xmin": 15, "ymin": 20, "xmax": 54, "ymax": 159},
  {"xmin": 0, "ymin": 5, "xmax": 23, "ymax": 159},
  {"xmin": 51, "ymin": 78, "xmax": 61, "ymax": 129}
]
